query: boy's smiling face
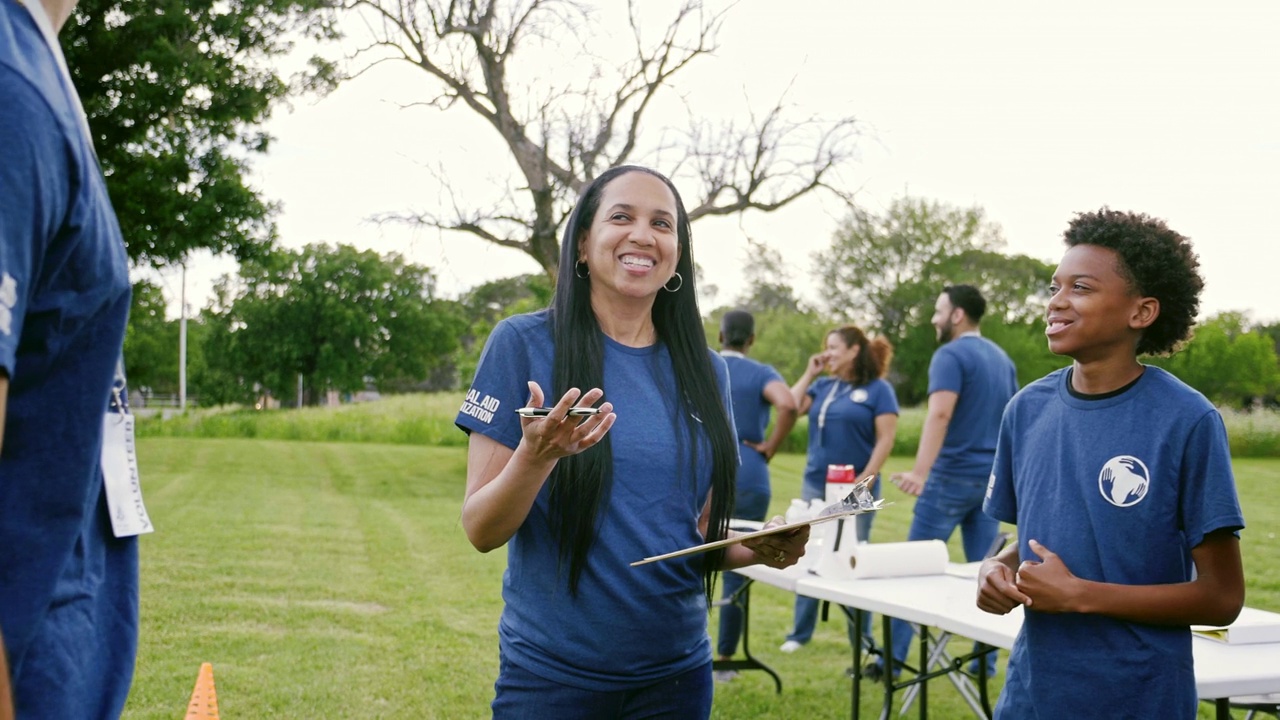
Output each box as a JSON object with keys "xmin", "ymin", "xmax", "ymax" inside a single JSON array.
[{"xmin": 1046, "ymin": 244, "xmax": 1158, "ymax": 362}]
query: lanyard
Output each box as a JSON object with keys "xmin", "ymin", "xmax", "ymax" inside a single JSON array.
[
  {"xmin": 108, "ymin": 357, "xmax": 130, "ymax": 414},
  {"xmin": 815, "ymin": 379, "xmax": 844, "ymax": 448},
  {"xmin": 16, "ymin": 0, "xmax": 96, "ymax": 154}
]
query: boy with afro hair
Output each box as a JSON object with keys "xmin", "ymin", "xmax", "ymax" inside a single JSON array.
[{"xmin": 977, "ymin": 208, "xmax": 1245, "ymax": 719}]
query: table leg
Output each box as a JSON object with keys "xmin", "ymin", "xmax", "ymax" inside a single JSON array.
[
  {"xmin": 711, "ymin": 577, "xmax": 783, "ymax": 693},
  {"xmin": 880, "ymin": 613, "xmax": 896, "ymax": 720},
  {"xmin": 919, "ymin": 627, "xmax": 929, "ymax": 720}
]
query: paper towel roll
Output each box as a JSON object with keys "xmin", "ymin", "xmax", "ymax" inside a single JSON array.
[
  {"xmin": 815, "ymin": 538, "xmax": 949, "ymax": 580},
  {"xmin": 849, "ymin": 540, "xmax": 949, "ymax": 579}
]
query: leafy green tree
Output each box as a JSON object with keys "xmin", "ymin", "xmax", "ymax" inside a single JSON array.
[
  {"xmin": 64, "ymin": 0, "xmax": 340, "ymax": 267},
  {"xmin": 816, "ymin": 197, "xmax": 1060, "ymax": 403},
  {"xmin": 733, "ymin": 239, "xmax": 809, "ymax": 314},
  {"xmin": 201, "ymin": 243, "xmax": 465, "ymax": 404},
  {"xmin": 454, "ymin": 274, "xmax": 553, "ymax": 388},
  {"xmin": 1149, "ymin": 312, "xmax": 1280, "ymax": 407},
  {"xmin": 123, "ymin": 280, "xmax": 179, "ymax": 393}
]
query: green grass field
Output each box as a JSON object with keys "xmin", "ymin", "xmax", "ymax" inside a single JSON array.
[{"xmin": 121, "ymin": 438, "xmax": 1279, "ymax": 719}]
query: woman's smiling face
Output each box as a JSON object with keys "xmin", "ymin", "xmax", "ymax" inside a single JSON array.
[
  {"xmin": 577, "ymin": 171, "xmax": 681, "ymax": 304},
  {"xmin": 824, "ymin": 332, "xmax": 859, "ymax": 379}
]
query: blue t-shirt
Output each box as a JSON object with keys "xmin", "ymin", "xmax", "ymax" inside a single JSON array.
[
  {"xmin": 801, "ymin": 376, "xmax": 899, "ymax": 494},
  {"xmin": 984, "ymin": 367, "xmax": 1245, "ymax": 719},
  {"xmin": 721, "ymin": 351, "xmax": 783, "ymax": 501},
  {"xmin": 928, "ymin": 334, "xmax": 1017, "ymax": 478},
  {"xmin": 0, "ymin": 3, "xmax": 136, "ymax": 718},
  {"xmin": 455, "ymin": 311, "xmax": 733, "ymax": 691}
]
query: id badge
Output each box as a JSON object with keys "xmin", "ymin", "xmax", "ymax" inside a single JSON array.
[{"xmin": 101, "ymin": 412, "xmax": 154, "ymax": 537}]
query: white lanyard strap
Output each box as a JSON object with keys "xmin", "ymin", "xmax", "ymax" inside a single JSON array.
[
  {"xmin": 16, "ymin": 0, "xmax": 96, "ymax": 153},
  {"xmin": 816, "ymin": 379, "xmax": 843, "ymax": 447}
]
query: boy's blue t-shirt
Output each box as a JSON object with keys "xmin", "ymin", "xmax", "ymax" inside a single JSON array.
[
  {"xmin": 721, "ymin": 352, "xmax": 783, "ymax": 500},
  {"xmin": 0, "ymin": 3, "xmax": 136, "ymax": 717},
  {"xmin": 801, "ymin": 376, "xmax": 899, "ymax": 493},
  {"xmin": 984, "ymin": 367, "xmax": 1245, "ymax": 719},
  {"xmin": 456, "ymin": 311, "xmax": 733, "ymax": 690},
  {"xmin": 928, "ymin": 335, "xmax": 1018, "ymax": 478}
]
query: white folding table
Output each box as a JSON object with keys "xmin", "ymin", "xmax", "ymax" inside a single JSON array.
[{"xmin": 734, "ymin": 562, "xmax": 1280, "ymax": 720}]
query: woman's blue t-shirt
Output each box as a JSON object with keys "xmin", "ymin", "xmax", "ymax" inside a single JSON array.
[
  {"xmin": 456, "ymin": 311, "xmax": 733, "ymax": 690},
  {"xmin": 800, "ymin": 376, "xmax": 899, "ymax": 494},
  {"xmin": 721, "ymin": 352, "xmax": 783, "ymax": 500}
]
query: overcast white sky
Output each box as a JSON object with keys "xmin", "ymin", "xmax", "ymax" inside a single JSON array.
[{"xmin": 154, "ymin": 0, "xmax": 1280, "ymax": 324}]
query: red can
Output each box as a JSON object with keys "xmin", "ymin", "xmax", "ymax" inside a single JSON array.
[
  {"xmin": 826, "ymin": 464, "xmax": 856, "ymax": 483},
  {"xmin": 825, "ymin": 464, "xmax": 857, "ymax": 505}
]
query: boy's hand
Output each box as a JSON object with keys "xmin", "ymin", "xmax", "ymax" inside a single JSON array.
[
  {"xmin": 977, "ymin": 556, "xmax": 1031, "ymax": 614},
  {"xmin": 1014, "ymin": 539, "xmax": 1084, "ymax": 613}
]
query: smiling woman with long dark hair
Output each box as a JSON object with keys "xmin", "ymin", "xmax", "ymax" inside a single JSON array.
[{"xmin": 455, "ymin": 166, "xmax": 809, "ymax": 718}]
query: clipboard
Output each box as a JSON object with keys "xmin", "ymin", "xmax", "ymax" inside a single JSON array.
[{"xmin": 630, "ymin": 499, "xmax": 888, "ymax": 566}]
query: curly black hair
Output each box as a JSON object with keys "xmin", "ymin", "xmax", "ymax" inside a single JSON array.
[{"xmin": 1063, "ymin": 208, "xmax": 1203, "ymax": 355}]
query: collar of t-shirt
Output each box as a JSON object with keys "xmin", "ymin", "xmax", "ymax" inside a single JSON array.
[
  {"xmin": 956, "ymin": 330, "xmax": 982, "ymax": 339},
  {"xmin": 1065, "ymin": 367, "xmax": 1144, "ymax": 401},
  {"xmin": 720, "ymin": 349, "xmax": 746, "ymax": 359}
]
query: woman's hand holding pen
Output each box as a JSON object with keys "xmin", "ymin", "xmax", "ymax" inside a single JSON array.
[{"xmin": 519, "ymin": 381, "xmax": 615, "ymax": 461}]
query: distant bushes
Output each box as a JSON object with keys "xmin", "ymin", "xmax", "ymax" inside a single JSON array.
[
  {"xmin": 137, "ymin": 393, "xmax": 1280, "ymax": 458},
  {"xmin": 134, "ymin": 394, "xmax": 468, "ymax": 447}
]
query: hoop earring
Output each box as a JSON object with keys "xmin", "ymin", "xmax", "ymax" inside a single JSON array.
[
  {"xmin": 575, "ymin": 262, "xmax": 590, "ymax": 279},
  {"xmin": 663, "ymin": 272, "xmax": 683, "ymax": 292}
]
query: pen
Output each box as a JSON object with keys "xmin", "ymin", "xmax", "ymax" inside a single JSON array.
[{"xmin": 515, "ymin": 407, "xmax": 602, "ymax": 417}]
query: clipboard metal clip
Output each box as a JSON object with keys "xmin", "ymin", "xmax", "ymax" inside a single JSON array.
[{"xmin": 816, "ymin": 473, "xmax": 878, "ymax": 519}]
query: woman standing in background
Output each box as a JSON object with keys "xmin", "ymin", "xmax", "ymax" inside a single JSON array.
[{"xmin": 780, "ymin": 326, "xmax": 898, "ymax": 654}]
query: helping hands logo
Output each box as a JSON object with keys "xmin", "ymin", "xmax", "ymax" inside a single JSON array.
[{"xmin": 1098, "ymin": 455, "xmax": 1150, "ymax": 507}]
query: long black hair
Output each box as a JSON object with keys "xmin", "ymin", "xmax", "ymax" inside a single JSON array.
[{"xmin": 548, "ymin": 165, "xmax": 737, "ymax": 604}]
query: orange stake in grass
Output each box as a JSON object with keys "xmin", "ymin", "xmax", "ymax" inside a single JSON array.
[{"xmin": 184, "ymin": 663, "xmax": 219, "ymax": 719}]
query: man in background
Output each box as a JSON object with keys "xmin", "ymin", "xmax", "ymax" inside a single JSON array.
[
  {"xmin": 714, "ymin": 310, "xmax": 797, "ymax": 681},
  {"xmin": 869, "ymin": 284, "xmax": 1017, "ymax": 680},
  {"xmin": 1, "ymin": 0, "xmax": 137, "ymax": 715}
]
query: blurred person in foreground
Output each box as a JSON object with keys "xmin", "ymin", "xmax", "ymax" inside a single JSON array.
[
  {"xmin": 1, "ymin": 0, "xmax": 137, "ymax": 716},
  {"xmin": 978, "ymin": 208, "xmax": 1244, "ymax": 719},
  {"xmin": 455, "ymin": 166, "xmax": 809, "ymax": 719},
  {"xmin": 780, "ymin": 325, "xmax": 898, "ymax": 654},
  {"xmin": 713, "ymin": 310, "xmax": 798, "ymax": 682}
]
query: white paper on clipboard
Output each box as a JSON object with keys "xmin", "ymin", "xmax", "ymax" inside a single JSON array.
[{"xmin": 630, "ymin": 500, "xmax": 888, "ymax": 566}]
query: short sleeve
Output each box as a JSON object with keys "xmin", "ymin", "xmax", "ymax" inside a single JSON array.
[
  {"xmin": 455, "ymin": 318, "xmax": 533, "ymax": 450},
  {"xmin": 1178, "ymin": 410, "xmax": 1245, "ymax": 548},
  {"xmin": 873, "ymin": 379, "xmax": 900, "ymax": 417},
  {"xmin": 0, "ymin": 69, "xmax": 67, "ymax": 374},
  {"xmin": 807, "ymin": 376, "xmax": 828, "ymax": 403},
  {"xmin": 762, "ymin": 363, "xmax": 784, "ymax": 388},
  {"xmin": 927, "ymin": 345, "xmax": 963, "ymax": 395},
  {"xmin": 983, "ymin": 405, "xmax": 1018, "ymax": 524}
]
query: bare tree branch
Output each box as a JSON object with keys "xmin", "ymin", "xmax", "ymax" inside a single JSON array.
[{"xmin": 339, "ymin": 0, "xmax": 861, "ymax": 277}]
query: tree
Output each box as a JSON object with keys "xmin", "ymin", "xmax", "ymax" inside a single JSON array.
[
  {"xmin": 63, "ymin": 0, "xmax": 340, "ymax": 267},
  {"xmin": 1149, "ymin": 312, "xmax": 1280, "ymax": 407},
  {"xmin": 814, "ymin": 197, "xmax": 1060, "ymax": 403},
  {"xmin": 344, "ymin": 0, "xmax": 859, "ymax": 279},
  {"xmin": 123, "ymin": 280, "xmax": 180, "ymax": 393},
  {"xmin": 201, "ymin": 243, "xmax": 465, "ymax": 404},
  {"xmin": 732, "ymin": 238, "xmax": 808, "ymax": 314},
  {"xmin": 454, "ymin": 273, "xmax": 553, "ymax": 386}
]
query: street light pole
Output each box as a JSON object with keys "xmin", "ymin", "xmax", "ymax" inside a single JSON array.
[{"xmin": 179, "ymin": 262, "xmax": 187, "ymax": 411}]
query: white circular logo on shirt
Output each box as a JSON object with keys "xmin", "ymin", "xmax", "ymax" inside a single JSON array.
[
  {"xmin": 850, "ymin": 388, "xmax": 868, "ymax": 403},
  {"xmin": 1098, "ymin": 455, "xmax": 1150, "ymax": 507}
]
